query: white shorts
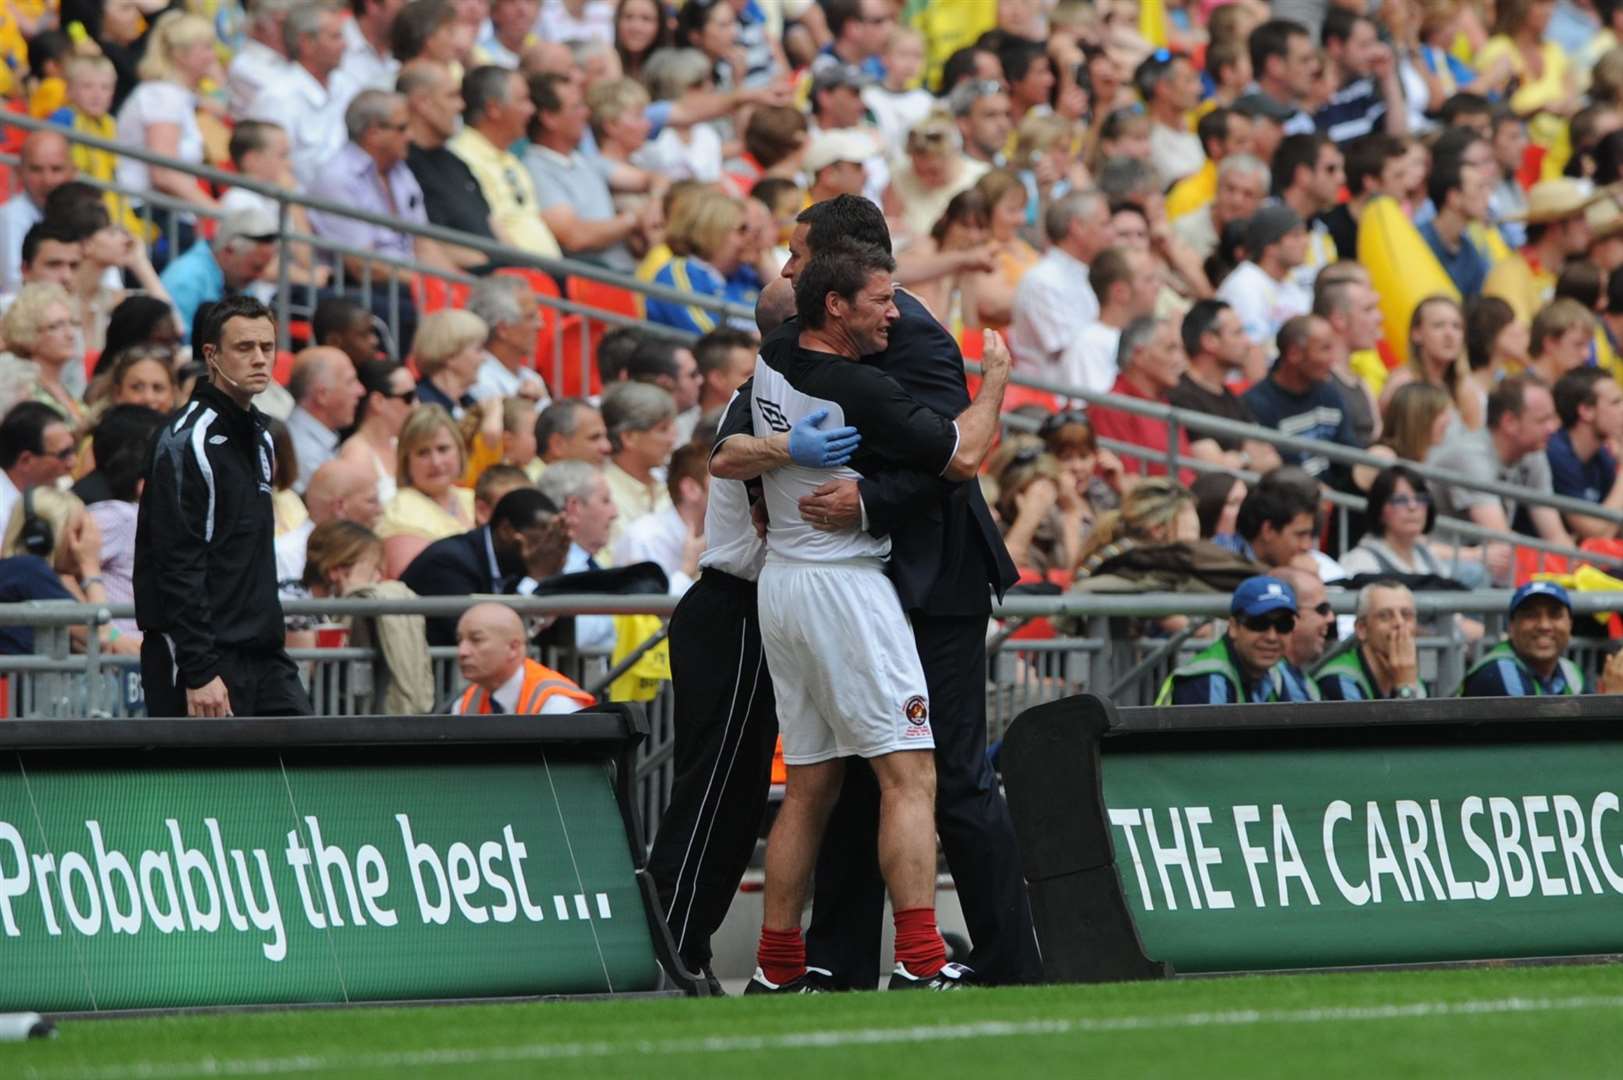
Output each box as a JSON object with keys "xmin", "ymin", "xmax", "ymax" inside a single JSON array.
[{"xmin": 757, "ymin": 556, "xmax": 934, "ymax": 765}]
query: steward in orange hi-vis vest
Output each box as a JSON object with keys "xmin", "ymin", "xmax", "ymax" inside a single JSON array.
[{"xmin": 453, "ymin": 657, "xmax": 596, "ymax": 715}]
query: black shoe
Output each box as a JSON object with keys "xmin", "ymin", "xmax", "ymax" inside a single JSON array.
[
  {"xmin": 701, "ymin": 966, "xmax": 725, "ymax": 996},
  {"xmin": 744, "ymin": 965, "xmax": 835, "ymax": 994},
  {"xmin": 887, "ymin": 961, "xmax": 974, "ymax": 990}
]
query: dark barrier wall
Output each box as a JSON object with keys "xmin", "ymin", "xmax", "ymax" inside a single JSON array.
[
  {"xmin": 0, "ymin": 711, "xmax": 702, "ymax": 1011},
  {"xmin": 1004, "ymin": 694, "xmax": 1623, "ymax": 982}
]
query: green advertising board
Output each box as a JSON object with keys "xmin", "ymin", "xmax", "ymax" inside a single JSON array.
[
  {"xmin": 1003, "ymin": 694, "xmax": 1623, "ymax": 982},
  {"xmin": 0, "ymin": 713, "xmax": 689, "ymax": 1012}
]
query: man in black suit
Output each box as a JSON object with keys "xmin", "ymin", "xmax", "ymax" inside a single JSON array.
[
  {"xmin": 400, "ymin": 488, "xmax": 562, "ymax": 646},
  {"xmin": 714, "ymin": 196, "xmax": 1041, "ymax": 987}
]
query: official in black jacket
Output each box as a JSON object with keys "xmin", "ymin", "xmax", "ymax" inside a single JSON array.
[{"xmin": 135, "ymin": 296, "xmax": 312, "ymax": 719}]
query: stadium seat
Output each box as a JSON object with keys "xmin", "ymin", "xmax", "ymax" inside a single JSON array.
[
  {"xmin": 273, "ymin": 349, "xmax": 296, "ymax": 387},
  {"xmin": 550, "ymin": 314, "xmax": 600, "ymax": 399},
  {"xmin": 567, "ymin": 274, "xmax": 643, "ymax": 322},
  {"xmin": 83, "ymin": 349, "xmax": 99, "ymax": 383},
  {"xmin": 1514, "ymin": 546, "xmax": 1570, "ymax": 586},
  {"xmin": 415, "ymin": 274, "xmax": 470, "ymax": 313},
  {"xmin": 961, "ymin": 327, "xmax": 1059, "ymax": 412}
]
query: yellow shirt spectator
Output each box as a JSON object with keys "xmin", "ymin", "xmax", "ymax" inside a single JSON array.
[
  {"xmin": 1166, "ymin": 160, "xmax": 1216, "ymax": 221},
  {"xmin": 1482, "ymin": 252, "xmax": 1555, "ymax": 325},
  {"xmin": 448, "ymin": 126, "xmax": 562, "ymax": 260}
]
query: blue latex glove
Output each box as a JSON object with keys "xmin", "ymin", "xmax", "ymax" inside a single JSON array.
[{"xmin": 787, "ymin": 408, "xmax": 861, "ymax": 468}]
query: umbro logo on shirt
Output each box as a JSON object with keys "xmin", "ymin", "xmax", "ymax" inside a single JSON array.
[
  {"xmin": 209, "ymin": 435, "xmax": 228, "ymax": 444},
  {"xmin": 757, "ymin": 398, "xmax": 791, "ymax": 433}
]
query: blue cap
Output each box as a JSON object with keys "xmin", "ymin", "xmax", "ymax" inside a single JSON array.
[
  {"xmin": 1510, "ymin": 581, "xmax": 1572, "ymax": 616},
  {"xmin": 1231, "ymin": 575, "xmax": 1298, "ymax": 618}
]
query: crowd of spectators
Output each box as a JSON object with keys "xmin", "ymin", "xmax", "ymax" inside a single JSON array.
[{"xmin": 4, "ymin": 0, "xmax": 1623, "ymax": 706}]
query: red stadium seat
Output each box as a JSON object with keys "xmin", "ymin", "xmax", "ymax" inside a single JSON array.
[
  {"xmin": 273, "ymin": 350, "xmax": 296, "ymax": 387},
  {"xmin": 83, "ymin": 349, "xmax": 99, "ymax": 383},
  {"xmin": 549, "ymin": 314, "xmax": 600, "ymax": 399},
  {"xmin": 416, "ymin": 274, "xmax": 470, "ymax": 313},
  {"xmin": 567, "ymin": 274, "xmax": 643, "ymax": 322}
]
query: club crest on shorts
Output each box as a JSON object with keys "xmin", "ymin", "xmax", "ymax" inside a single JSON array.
[{"xmin": 903, "ymin": 695, "xmax": 930, "ymax": 737}]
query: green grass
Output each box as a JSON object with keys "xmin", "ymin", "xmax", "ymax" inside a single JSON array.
[{"xmin": 5, "ymin": 964, "xmax": 1623, "ymax": 1079}]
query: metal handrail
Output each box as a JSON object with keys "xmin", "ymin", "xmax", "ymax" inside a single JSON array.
[
  {"xmin": 0, "ymin": 589, "xmax": 1617, "ymax": 628},
  {"xmin": 0, "ymin": 112, "xmax": 755, "ymax": 323}
]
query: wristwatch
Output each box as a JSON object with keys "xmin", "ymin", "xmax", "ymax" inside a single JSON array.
[{"xmin": 1394, "ymin": 685, "xmax": 1420, "ymax": 700}]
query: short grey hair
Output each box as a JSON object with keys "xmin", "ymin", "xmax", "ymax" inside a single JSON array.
[
  {"xmin": 345, "ymin": 90, "xmax": 404, "ymax": 142},
  {"xmin": 536, "ymin": 459, "xmax": 602, "ymax": 507},
  {"xmin": 600, "ymin": 381, "xmax": 676, "ymax": 450},
  {"xmin": 1217, "ymin": 153, "xmax": 1269, "ymax": 186},
  {"xmin": 283, "ymin": 1, "xmax": 334, "ymax": 58},
  {"xmin": 1116, "ymin": 315, "xmax": 1161, "ymax": 372},
  {"xmin": 1097, "ymin": 157, "xmax": 1159, "ymax": 202},
  {"xmin": 535, "ymin": 399, "xmax": 594, "ymax": 450},
  {"xmin": 249, "ymin": 0, "xmax": 300, "ymax": 25},
  {"xmin": 1044, "ymin": 188, "xmax": 1106, "ymax": 244},
  {"xmin": 1356, "ymin": 580, "xmax": 1412, "ymax": 619},
  {"xmin": 642, "ymin": 48, "xmax": 713, "ymax": 103},
  {"xmin": 466, "ymin": 276, "xmax": 529, "ymax": 334}
]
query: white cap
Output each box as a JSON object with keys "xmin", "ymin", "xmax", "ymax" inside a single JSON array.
[
  {"xmin": 216, "ymin": 206, "xmax": 279, "ymax": 247},
  {"xmin": 804, "ymin": 129, "xmax": 877, "ymax": 175}
]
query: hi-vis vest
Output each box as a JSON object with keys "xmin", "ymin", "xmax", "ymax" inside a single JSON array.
[
  {"xmin": 1458, "ymin": 641, "xmax": 1585, "ymax": 697},
  {"xmin": 1316, "ymin": 648, "xmax": 1378, "ymax": 700},
  {"xmin": 1154, "ymin": 636, "xmax": 1288, "ymax": 705},
  {"xmin": 453, "ymin": 658, "xmax": 596, "ymax": 715}
]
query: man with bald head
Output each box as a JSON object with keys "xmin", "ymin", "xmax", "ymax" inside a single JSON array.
[
  {"xmin": 274, "ymin": 458, "xmax": 384, "ymax": 582},
  {"xmin": 286, "ymin": 347, "xmax": 365, "ymax": 491},
  {"xmin": 451, "ymin": 600, "xmax": 594, "ymax": 715},
  {"xmin": 2, "ymin": 130, "xmax": 74, "ymax": 295}
]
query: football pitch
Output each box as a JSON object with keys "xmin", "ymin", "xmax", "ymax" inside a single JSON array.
[{"xmin": 4, "ymin": 964, "xmax": 1622, "ymax": 1079}]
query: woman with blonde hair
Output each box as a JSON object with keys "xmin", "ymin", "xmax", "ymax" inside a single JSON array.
[
  {"xmin": 646, "ymin": 188, "xmax": 755, "ymax": 333},
  {"xmin": 1011, "ymin": 112, "xmax": 1086, "ymax": 230},
  {"xmin": 295, "ymin": 521, "xmax": 435, "ymax": 713},
  {"xmin": 413, "ymin": 308, "xmax": 488, "ymax": 419},
  {"xmin": 1075, "ymin": 478, "xmax": 1199, "ymax": 575},
  {"xmin": 1355, "ymin": 382, "xmax": 1455, "ymax": 491},
  {"xmin": 114, "ymin": 11, "xmax": 222, "ymax": 226},
  {"xmin": 376, "ymin": 405, "xmax": 478, "ymax": 576},
  {"xmin": 1379, "ymin": 295, "xmax": 1480, "ymax": 429},
  {"xmin": 1, "ymin": 487, "xmax": 138, "ymax": 656},
  {"xmin": 0, "ymin": 283, "xmax": 85, "ymax": 425},
  {"xmin": 1474, "ymin": 0, "xmax": 1581, "ymax": 160},
  {"xmin": 882, "ymin": 113, "xmax": 988, "ymax": 251}
]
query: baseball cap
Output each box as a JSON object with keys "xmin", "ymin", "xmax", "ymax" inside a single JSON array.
[
  {"xmin": 217, "ymin": 206, "xmax": 279, "ymax": 247},
  {"xmin": 810, "ymin": 57, "xmax": 873, "ymax": 95},
  {"xmin": 1232, "ymin": 91, "xmax": 1297, "ymax": 123},
  {"xmin": 1244, "ymin": 204, "xmax": 1303, "ymax": 258},
  {"xmin": 804, "ymin": 129, "xmax": 877, "ymax": 174},
  {"xmin": 1509, "ymin": 580, "xmax": 1572, "ymax": 616},
  {"xmin": 1231, "ymin": 575, "xmax": 1298, "ymax": 618}
]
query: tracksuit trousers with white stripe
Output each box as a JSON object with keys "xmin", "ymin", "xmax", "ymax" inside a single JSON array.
[{"xmin": 648, "ymin": 569, "xmax": 777, "ymax": 974}]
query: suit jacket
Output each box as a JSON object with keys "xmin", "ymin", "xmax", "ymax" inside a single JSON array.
[
  {"xmin": 758, "ymin": 291, "xmax": 1016, "ymax": 616},
  {"xmin": 400, "ymin": 527, "xmax": 509, "ymax": 646}
]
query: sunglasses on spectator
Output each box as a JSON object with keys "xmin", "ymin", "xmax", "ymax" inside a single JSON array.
[
  {"xmin": 1389, "ymin": 494, "xmax": 1431, "ymax": 508},
  {"xmin": 385, "ymin": 388, "xmax": 417, "ymax": 403},
  {"xmin": 1239, "ymin": 613, "xmax": 1296, "ymax": 634}
]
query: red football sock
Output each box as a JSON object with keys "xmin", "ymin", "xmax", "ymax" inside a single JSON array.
[
  {"xmin": 893, "ymin": 907, "xmax": 946, "ymax": 977},
  {"xmin": 757, "ymin": 926, "xmax": 806, "ymax": 986}
]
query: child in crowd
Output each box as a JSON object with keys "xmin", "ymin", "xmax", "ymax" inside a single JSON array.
[
  {"xmin": 49, "ymin": 55, "xmax": 137, "ymax": 236},
  {"xmin": 864, "ymin": 26, "xmax": 935, "ymax": 151}
]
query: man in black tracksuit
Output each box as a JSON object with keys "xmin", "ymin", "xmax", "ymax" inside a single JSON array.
[{"xmin": 136, "ymin": 296, "xmax": 311, "ymax": 719}]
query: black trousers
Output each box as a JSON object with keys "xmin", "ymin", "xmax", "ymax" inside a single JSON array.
[
  {"xmin": 647, "ymin": 571, "xmax": 777, "ymax": 972},
  {"xmin": 806, "ymin": 612, "xmax": 1042, "ymax": 988},
  {"xmin": 141, "ymin": 636, "xmax": 313, "ymax": 718}
]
